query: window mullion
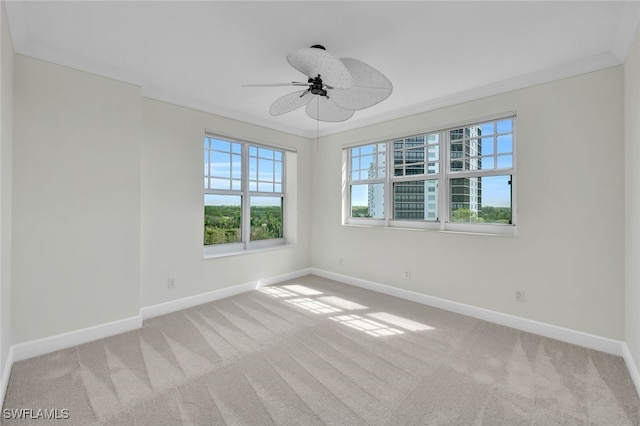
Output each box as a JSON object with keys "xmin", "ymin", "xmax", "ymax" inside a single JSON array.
[
  {"xmin": 205, "ymin": 189, "xmax": 243, "ymax": 196},
  {"xmin": 384, "ymin": 142, "xmax": 392, "ymax": 223},
  {"xmin": 350, "ymin": 178, "xmax": 385, "ymax": 185},
  {"xmin": 242, "ymin": 143, "xmax": 250, "ymax": 246},
  {"xmin": 440, "ymin": 130, "xmax": 448, "ymax": 228},
  {"xmin": 390, "ymin": 174, "xmax": 432, "ymax": 184}
]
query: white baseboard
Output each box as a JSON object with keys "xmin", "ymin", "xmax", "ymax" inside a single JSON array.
[
  {"xmin": 140, "ymin": 268, "xmax": 311, "ymax": 320},
  {"xmin": 11, "ymin": 315, "xmax": 143, "ymax": 363},
  {"xmin": 310, "ymin": 268, "xmax": 625, "ymax": 356},
  {"xmin": 1, "ymin": 267, "xmax": 636, "ymax": 406},
  {"xmin": 0, "ymin": 346, "xmax": 14, "ymax": 407},
  {"xmin": 622, "ymin": 343, "xmax": 640, "ymax": 398},
  {"xmin": 0, "ymin": 315, "xmax": 141, "ymax": 410},
  {"xmin": 0, "ymin": 268, "xmax": 312, "ymax": 407},
  {"xmin": 7, "ymin": 268, "xmax": 310, "ymax": 361}
]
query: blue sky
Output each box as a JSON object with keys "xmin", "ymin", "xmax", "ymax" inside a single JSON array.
[{"xmin": 204, "ymin": 137, "xmax": 283, "ymax": 197}]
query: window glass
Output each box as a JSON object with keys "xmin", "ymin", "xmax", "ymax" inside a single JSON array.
[
  {"xmin": 449, "ymin": 121, "xmax": 513, "ymax": 173},
  {"xmin": 393, "ymin": 133, "xmax": 439, "ymax": 178},
  {"xmin": 250, "ymin": 145, "xmax": 283, "ymax": 194},
  {"xmin": 351, "ymin": 143, "xmax": 386, "ymax": 180},
  {"xmin": 204, "ymin": 194, "xmax": 242, "ymax": 245},
  {"xmin": 351, "ymin": 184, "xmax": 384, "ymax": 218},
  {"xmin": 250, "ymin": 196, "xmax": 283, "ymax": 241},
  {"xmin": 393, "ymin": 179, "xmax": 438, "ymax": 221},
  {"xmin": 204, "ymin": 138, "xmax": 242, "ymax": 191},
  {"xmin": 449, "ymin": 175, "xmax": 511, "ymax": 224}
]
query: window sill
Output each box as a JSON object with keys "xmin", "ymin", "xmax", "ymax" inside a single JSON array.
[
  {"xmin": 203, "ymin": 239, "xmax": 293, "ymax": 259},
  {"xmin": 343, "ymin": 221, "xmax": 516, "ymax": 237}
]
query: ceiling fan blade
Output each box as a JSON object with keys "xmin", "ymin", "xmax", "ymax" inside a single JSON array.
[
  {"xmin": 306, "ymin": 96, "xmax": 355, "ymax": 122},
  {"xmin": 287, "ymin": 47, "xmax": 353, "ymax": 90},
  {"xmin": 330, "ymin": 58, "xmax": 393, "ymax": 110},
  {"xmin": 243, "ymin": 82, "xmax": 308, "ymax": 87},
  {"xmin": 270, "ymin": 90, "xmax": 312, "ymax": 116}
]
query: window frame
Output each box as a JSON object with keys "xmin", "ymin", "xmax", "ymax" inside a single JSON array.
[
  {"xmin": 348, "ymin": 142, "xmax": 387, "ymax": 219},
  {"xmin": 204, "ymin": 134, "xmax": 286, "ymax": 256},
  {"xmin": 343, "ymin": 112, "xmax": 516, "ymax": 236}
]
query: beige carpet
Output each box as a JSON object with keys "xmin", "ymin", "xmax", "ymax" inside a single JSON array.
[{"xmin": 3, "ymin": 275, "xmax": 639, "ymax": 425}]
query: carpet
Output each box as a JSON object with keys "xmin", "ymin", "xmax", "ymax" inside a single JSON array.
[{"xmin": 3, "ymin": 275, "xmax": 639, "ymax": 425}]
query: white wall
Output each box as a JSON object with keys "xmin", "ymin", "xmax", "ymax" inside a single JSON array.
[
  {"xmin": 0, "ymin": 0, "xmax": 13, "ymax": 373},
  {"xmin": 625, "ymin": 26, "xmax": 640, "ymax": 377},
  {"xmin": 312, "ymin": 67, "xmax": 625, "ymax": 340},
  {"xmin": 139, "ymin": 98, "xmax": 311, "ymax": 308},
  {"xmin": 12, "ymin": 56, "xmax": 143, "ymax": 343},
  {"xmin": 7, "ymin": 52, "xmax": 629, "ymax": 347},
  {"xmin": 11, "ymin": 55, "xmax": 311, "ymax": 344}
]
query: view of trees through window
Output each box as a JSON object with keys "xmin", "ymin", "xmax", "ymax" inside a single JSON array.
[
  {"xmin": 204, "ymin": 136, "xmax": 284, "ymax": 248},
  {"xmin": 449, "ymin": 205, "xmax": 511, "ymax": 223},
  {"xmin": 203, "ymin": 204, "xmax": 282, "ymax": 245}
]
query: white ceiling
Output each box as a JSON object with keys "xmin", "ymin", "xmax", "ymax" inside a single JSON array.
[{"xmin": 6, "ymin": 1, "xmax": 640, "ymax": 138}]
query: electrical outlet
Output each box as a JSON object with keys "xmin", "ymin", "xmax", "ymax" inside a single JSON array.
[
  {"xmin": 515, "ymin": 290, "xmax": 525, "ymax": 303},
  {"xmin": 168, "ymin": 278, "xmax": 175, "ymax": 289},
  {"xmin": 339, "ymin": 258, "xmax": 344, "ymax": 266},
  {"xmin": 403, "ymin": 270, "xmax": 411, "ymax": 279}
]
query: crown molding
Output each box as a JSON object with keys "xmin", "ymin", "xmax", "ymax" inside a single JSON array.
[
  {"xmin": 319, "ymin": 51, "xmax": 623, "ymax": 138},
  {"xmin": 141, "ymin": 86, "xmax": 315, "ymax": 139},
  {"xmin": 4, "ymin": 0, "xmax": 628, "ymax": 140},
  {"xmin": 4, "ymin": 1, "xmax": 28, "ymax": 54},
  {"xmin": 143, "ymin": 50, "xmax": 621, "ymax": 140},
  {"xmin": 611, "ymin": 1, "xmax": 640, "ymax": 62},
  {"xmin": 6, "ymin": 2, "xmax": 150, "ymax": 87}
]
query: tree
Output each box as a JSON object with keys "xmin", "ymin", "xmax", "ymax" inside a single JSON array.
[
  {"xmin": 451, "ymin": 208, "xmax": 484, "ymax": 223},
  {"xmin": 478, "ymin": 206, "xmax": 511, "ymax": 224},
  {"xmin": 351, "ymin": 206, "xmax": 370, "ymax": 217},
  {"xmin": 204, "ymin": 205, "xmax": 241, "ymax": 244}
]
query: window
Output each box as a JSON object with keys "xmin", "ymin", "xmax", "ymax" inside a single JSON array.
[
  {"xmin": 349, "ymin": 143, "xmax": 385, "ymax": 218},
  {"xmin": 447, "ymin": 118, "xmax": 514, "ymax": 225},
  {"xmin": 204, "ymin": 136, "xmax": 285, "ymax": 254},
  {"xmin": 344, "ymin": 113, "xmax": 515, "ymax": 234}
]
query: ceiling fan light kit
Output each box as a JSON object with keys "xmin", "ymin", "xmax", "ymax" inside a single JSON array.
[{"xmin": 247, "ymin": 45, "xmax": 392, "ymax": 123}]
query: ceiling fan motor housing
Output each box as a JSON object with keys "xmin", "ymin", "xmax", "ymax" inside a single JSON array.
[{"xmin": 308, "ymin": 76, "xmax": 328, "ymax": 97}]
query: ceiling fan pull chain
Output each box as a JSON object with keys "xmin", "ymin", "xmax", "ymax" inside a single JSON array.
[{"xmin": 316, "ymin": 96, "xmax": 320, "ymax": 152}]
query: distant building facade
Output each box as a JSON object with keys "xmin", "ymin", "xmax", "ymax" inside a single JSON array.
[{"xmin": 387, "ymin": 129, "xmax": 482, "ymax": 221}]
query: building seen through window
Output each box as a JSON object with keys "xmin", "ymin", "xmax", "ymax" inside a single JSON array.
[{"xmin": 346, "ymin": 115, "xmax": 515, "ymax": 230}]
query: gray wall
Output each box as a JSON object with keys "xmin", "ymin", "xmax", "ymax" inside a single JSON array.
[
  {"xmin": 0, "ymin": 0, "xmax": 13, "ymax": 374},
  {"xmin": 625, "ymin": 26, "xmax": 640, "ymax": 382}
]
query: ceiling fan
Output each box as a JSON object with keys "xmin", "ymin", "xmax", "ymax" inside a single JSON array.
[{"xmin": 244, "ymin": 45, "xmax": 393, "ymax": 122}]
